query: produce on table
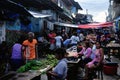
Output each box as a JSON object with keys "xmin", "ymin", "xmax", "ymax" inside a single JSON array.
[{"xmin": 17, "ymin": 54, "xmax": 58, "ymax": 73}]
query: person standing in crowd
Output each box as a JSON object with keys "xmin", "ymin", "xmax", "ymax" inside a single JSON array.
[
  {"xmin": 61, "ymin": 29, "xmax": 68, "ymax": 41},
  {"xmin": 55, "ymin": 32, "xmax": 63, "ymax": 49},
  {"xmin": 37, "ymin": 36, "xmax": 50, "ymax": 57},
  {"xmin": 89, "ymin": 34, "xmax": 96, "ymax": 44},
  {"xmin": 10, "ymin": 39, "xmax": 24, "ymax": 71},
  {"xmin": 100, "ymin": 34, "xmax": 106, "ymax": 47},
  {"xmin": 96, "ymin": 32, "xmax": 101, "ymax": 42},
  {"xmin": 70, "ymin": 32, "xmax": 80, "ymax": 47},
  {"xmin": 90, "ymin": 41, "xmax": 96, "ymax": 60},
  {"xmin": 47, "ymin": 48, "xmax": 68, "ymax": 80},
  {"xmin": 79, "ymin": 32, "xmax": 85, "ymax": 42},
  {"xmin": 63, "ymin": 38, "xmax": 71, "ymax": 49},
  {"xmin": 22, "ymin": 32, "xmax": 38, "ymax": 62},
  {"xmin": 0, "ymin": 41, "xmax": 9, "ymax": 73},
  {"xmin": 48, "ymin": 31, "xmax": 56, "ymax": 51}
]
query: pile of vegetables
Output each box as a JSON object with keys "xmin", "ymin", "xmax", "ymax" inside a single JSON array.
[{"xmin": 17, "ymin": 54, "xmax": 58, "ymax": 73}]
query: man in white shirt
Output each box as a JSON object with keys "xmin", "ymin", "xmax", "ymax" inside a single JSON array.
[
  {"xmin": 70, "ymin": 32, "xmax": 80, "ymax": 46},
  {"xmin": 55, "ymin": 33, "xmax": 63, "ymax": 49}
]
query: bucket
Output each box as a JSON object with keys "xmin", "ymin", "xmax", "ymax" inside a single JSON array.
[{"xmin": 103, "ymin": 63, "xmax": 118, "ymax": 75}]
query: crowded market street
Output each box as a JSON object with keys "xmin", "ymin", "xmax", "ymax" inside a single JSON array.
[{"xmin": 0, "ymin": 0, "xmax": 120, "ymax": 80}]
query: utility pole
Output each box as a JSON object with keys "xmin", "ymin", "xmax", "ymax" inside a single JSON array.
[
  {"xmin": 86, "ymin": 9, "xmax": 88, "ymax": 22},
  {"xmin": 105, "ymin": 12, "xmax": 107, "ymax": 22},
  {"xmin": 86, "ymin": 9, "xmax": 88, "ymax": 15}
]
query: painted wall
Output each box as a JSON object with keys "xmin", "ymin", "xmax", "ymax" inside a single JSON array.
[
  {"xmin": 31, "ymin": 18, "xmax": 43, "ymax": 33},
  {"xmin": 6, "ymin": 19, "xmax": 21, "ymax": 31}
]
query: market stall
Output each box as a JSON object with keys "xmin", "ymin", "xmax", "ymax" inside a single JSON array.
[
  {"xmin": 105, "ymin": 41, "xmax": 120, "ymax": 60},
  {"xmin": 103, "ymin": 42, "xmax": 120, "ymax": 76},
  {"xmin": 0, "ymin": 55, "xmax": 57, "ymax": 80},
  {"xmin": 0, "ymin": 66, "xmax": 52, "ymax": 80}
]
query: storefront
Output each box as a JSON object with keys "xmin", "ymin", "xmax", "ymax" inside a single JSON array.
[{"xmin": 114, "ymin": 16, "xmax": 120, "ymax": 32}]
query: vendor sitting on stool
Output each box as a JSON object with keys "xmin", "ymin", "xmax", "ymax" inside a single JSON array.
[
  {"xmin": 84, "ymin": 41, "xmax": 104, "ymax": 80},
  {"xmin": 78, "ymin": 41, "xmax": 92, "ymax": 68},
  {"xmin": 47, "ymin": 48, "xmax": 68, "ymax": 80}
]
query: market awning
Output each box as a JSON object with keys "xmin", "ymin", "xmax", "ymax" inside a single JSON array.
[
  {"xmin": 99, "ymin": 22, "xmax": 113, "ymax": 28},
  {"xmin": 78, "ymin": 22, "xmax": 113, "ymax": 29},
  {"xmin": 54, "ymin": 22, "xmax": 78, "ymax": 28},
  {"xmin": 28, "ymin": 11, "xmax": 51, "ymax": 18},
  {"xmin": 78, "ymin": 24, "xmax": 98, "ymax": 29}
]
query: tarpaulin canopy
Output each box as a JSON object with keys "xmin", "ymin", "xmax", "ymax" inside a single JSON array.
[
  {"xmin": 78, "ymin": 22, "xmax": 113, "ymax": 29},
  {"xmin": 28, "ymin": 11, "xmax": 51, "ymax": 18},
  {"xmin": 54, "ymin": 22, "xmax": 78, "ymax": 28},
  {"xmin": 98, "ymin": 22, "xmax": 113, "ymax": 27}
]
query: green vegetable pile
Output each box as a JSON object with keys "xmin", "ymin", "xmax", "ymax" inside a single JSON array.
[{"xmin": 17, "ymin": 54, "xmax": 58, "ymax": 73}]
